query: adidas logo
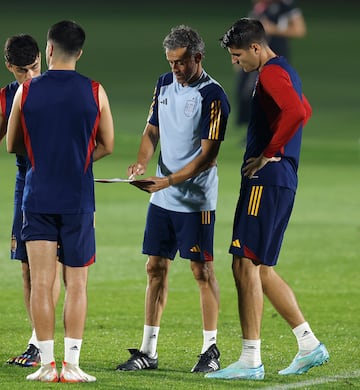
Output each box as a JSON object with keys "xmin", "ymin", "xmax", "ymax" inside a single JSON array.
[
  {"xmin": 190, "ymin": 245, "xmax": 200, "ymax": 253},
  {"xmin": 150, "ymin": 334, "xmax": 157, "ymax": 339},
  {"xmin": 70, "ymin": 346, "xmax": 79, "ymax": 351},
  {"xmin": 160, "ymin": 98, "xmax": 167, "ymax": 105},
  {"xmin": 232, "ymin": 239, "xmax": 241, "ymax": 248},
  {"xmin": 302, "ymin": 330, "xmax": 310, "ymax": 337}
]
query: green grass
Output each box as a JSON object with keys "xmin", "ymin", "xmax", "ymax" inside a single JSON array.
[{"xmin": 1, "ymin": 2, "xmax": 360, "ymax": 389}]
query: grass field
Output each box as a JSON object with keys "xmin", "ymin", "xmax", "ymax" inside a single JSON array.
[{"xmin": 0, "ymin": 1, "xmax": 359, "ymax": 389}]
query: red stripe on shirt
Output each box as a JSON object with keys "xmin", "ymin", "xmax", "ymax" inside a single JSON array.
[
  {"xmin": 0, "ymin": 87, "xmax": 7, "ymax": 117},
  {"xmin": 84, "ymin": 81, "xmax": 100, "ymax": 173},
  {"xmin": 21, "ymin": 81, "xmax": 35, "ymax": 170}
]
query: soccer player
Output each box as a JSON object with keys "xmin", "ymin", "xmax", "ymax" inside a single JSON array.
[
  {"xmin": 236, "ymin": 0, "xmax": 307, "ymax": 126},
  {"xmin": 206, "ymin": 18, "xmax": 329, "ymax": 380},
  {"xmin": 0, "ymin": 34, "xmax": 61, "ymax": 368},
  {"xmin": 116, "ymin": 25, "xmax": 230, "ymax": 373},
  {"xmin": 7, "ymin": 20, "xmax": 114, "ymax": 382}
]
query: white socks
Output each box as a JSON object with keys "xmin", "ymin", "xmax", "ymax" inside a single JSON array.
[
  {"xmin": 140, "ymin": 327, "xmax": 216, "ymax": 356},
  {"xmin": 292, "ymin": 322, "xmax": 320, "ymax": 352},
  {"xmin": 37, "ymin": 338, "xmax": 83, "ymax": 366},
  {"xmin": 38, "ymin": 340, "xmax": 55, "ymax": 365},
  {"xmin": 239, "ymin": 339, "xmax": 262, "ymax": 368},
  {"xmin": 201, "ymin": 330, "xmax": 217, "ymax": 354},
  {"xmin": 64, "ymin": 337, "xmax": 82, "ymax": 365},
  {"xmin": 234, "ymin": 322, "xmax": 319, "ymax": 368},
  {"xmin": 140, "ymin": 325, "xmax": 159, "ymax": 358},
  {"xmin": 28, "ymin": 329, "xmax": 38, "ymax": 348}
]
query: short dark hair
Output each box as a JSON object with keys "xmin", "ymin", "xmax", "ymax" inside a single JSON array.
[
  {"xmin": 47, "ymin": 20, "xmax": 85, "ymax": 56},
  {"xmin": 220, "ymin": 18, "xmax": 266, "ymax": 50},
  {"xmin": 4, "ymin": 34, "xmax": 39, "ymax": 66},
  {"xmin": 163, "ymin": 25, "xmax": 205, "ymax": 57}
]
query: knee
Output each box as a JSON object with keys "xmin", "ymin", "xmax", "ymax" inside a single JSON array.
[
  {"xmin": 232, "ymin": 256, "xmax": 258, "ymax": 284},
  {"xmin": 146, "ymin": 257, "xmax": 168, "ymax": 280},
  {"xmin": 191, "ymin": 262, "xmax": 213, "ymax": 284},
  {"xmin": 62, "ymin": 268, "xmax": 88, "ymax": 293}
]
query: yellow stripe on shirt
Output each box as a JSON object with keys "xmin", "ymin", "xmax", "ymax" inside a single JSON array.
[{"xmin": 209, "ymin": 100, "xmax": 221, "ymax": 140}]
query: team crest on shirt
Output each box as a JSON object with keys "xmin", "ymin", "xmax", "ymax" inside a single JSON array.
[{"xmin": 184, "ymin": 100, "xmax": 196, "ymax": 117}]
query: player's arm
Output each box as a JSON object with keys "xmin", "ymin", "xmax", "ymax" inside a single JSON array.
[
  {"xmin": 243, "ymin": 66, "xmax": 307, "ymax": 178},
  {"xmin": 127, "ymin": 122, "xmax": 159, "ymax": 178},
  {"xmin": 261, "ymin": 10, "xmax": 306, "ymax": 38},
  {"xmin": 93, "ymin": 84, "xmax": 114, "ymax": 162},
  {"xmin": 0, "ymin": 112, "xmax": 6, "ymax": 144},
  {"xmin": 286, "ymin": 12, "xmax": 307, "ymax": 37},
  {"xmin": 6, "ymin": 85, "xmax": 26, "ymax": 155},
  {"xmin": 0, "ymin": 88, "xmax": 6, "ymax": 143},
  {"xmin": 261, "ymin": 65, "xmax": 308, "ymax": 158},
  {"xmin": 302, "ymin": 93, "xmax": 312, "ymax": 127}
]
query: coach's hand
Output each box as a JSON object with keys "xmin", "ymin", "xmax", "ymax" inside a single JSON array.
[
  {"xmin": 127, "ymin": 163, "xmax": 146, "ymax": 179},
  {"xmin": 130, "ymin": 176, "xmax": 169, "ymax": 193}
]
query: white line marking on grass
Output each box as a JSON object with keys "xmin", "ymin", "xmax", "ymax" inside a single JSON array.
[{"xmin": 263, "ymin": 370, "xmax": 360, "ymax": 389}]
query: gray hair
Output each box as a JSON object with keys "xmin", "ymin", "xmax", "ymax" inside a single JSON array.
[{"xmin": 163, "ymin": 25, "xmax": 205, "ymax": 56}]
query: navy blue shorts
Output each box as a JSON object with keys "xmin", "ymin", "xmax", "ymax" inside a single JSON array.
[
  {"xmin": 11, "ymin": 190, "xmax": 27, "ymax": 261},
  {"xmin": 22, "ymin": 211, "xmax": 96, "ymax": 267},
  {"xmin": 143, "ymin": 203, "xmax": 215, "ymax": 262},
  {"xmin": 10, "ymin": 171, "xmax": 27, "ymax": 261},
  {"xmin": 229, "ymin": 182, "xmax": 295, "ymax": 266}
]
